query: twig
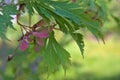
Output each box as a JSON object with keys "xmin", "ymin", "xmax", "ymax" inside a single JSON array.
[{"xmin": 7, "ymin": 41, "xmax": 22, "ymax": 61}]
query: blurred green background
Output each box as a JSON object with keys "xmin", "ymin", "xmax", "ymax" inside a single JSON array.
[{"xmin": 1, "ymin": 0, "xmax": 120, "ymax": 80}]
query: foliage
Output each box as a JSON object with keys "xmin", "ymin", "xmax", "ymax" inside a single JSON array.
[
  {"xmin": 0, "ymin": 0, "xmax": 108, "ymax": 75},
  {"xmin": 0, "ymin": 4, "xmax": 18, "ymax": 39}
]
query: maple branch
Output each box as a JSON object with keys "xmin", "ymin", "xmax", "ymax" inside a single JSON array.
[{"xmin": 16, "ymin": 3, "xmax": 31, "ymax": 33}]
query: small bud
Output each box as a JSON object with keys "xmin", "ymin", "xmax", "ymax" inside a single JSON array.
[
  {"xmin": 72, "ymin": 0, "xmax": 76, "ymax": 2},
  {"xmin": 92, "ymin": 16, "xmax": 98, "ymax": 21},
  {"xmin": 84, "ymin": 11, "xmax": 89, "ymax": 14},
  {"xmin": 7, "ymin": 55, "xmax": 13, "ymax": 61}
]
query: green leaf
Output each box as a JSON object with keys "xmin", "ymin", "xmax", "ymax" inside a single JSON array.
[
  {"xmin": 89, "ymin": 0, "xmax": 96, "ymax": 10},
  {"xmin": 71, "ymin": 33, "xmax": 85, "ymax": 58},
  {"xmin": 42, "ymin": 32, "xmax": 71, "ymax": 73},
  {"xmin": 2, "ymin": 4, "xmax": 18, "ymax": 15},
  {"xmin": 26, "ymin": 1, "xmax": 34, "ymax": 16},
  {"xmin": 33, "ymin": 3, "xmax": 52, "ymax": 21},
  {"xmin": 87, "ymin": 25, "xmax": 105, "ymax": 43},
  {"xmin": 0, "ymin": 4, "xmax": 18, "ymax": 39},
  {"xmin": 54, "ymin": 6, "xmax": 81, "ymax": 25},
  {"xmin": 79, "ymin": 14, "xmax": 105, "ymax": 43},
  {"xmin": 96, "ymin": 0, "xmax": 108, "ymax": 20}
]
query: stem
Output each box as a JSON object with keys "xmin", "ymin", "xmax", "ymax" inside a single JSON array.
[
  {"xmin": 20, "ymin": 26, "xmax": 24, "ymax": 36},
  {"xmin": 29, "ymin": 15, "xmax": 31, "ymax": 27},
  {"xmin": 16, "ymin": 3, "xmax": 32, "ymax": 35},
  {"xmin": 7, "ymin": 41, "xmax": 22, "ymax": 61}
]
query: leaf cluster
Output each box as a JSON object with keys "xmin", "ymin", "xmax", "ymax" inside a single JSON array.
[{"xmin": 0, "ymin": 0, "xmax": 107, "ymax": 73}]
